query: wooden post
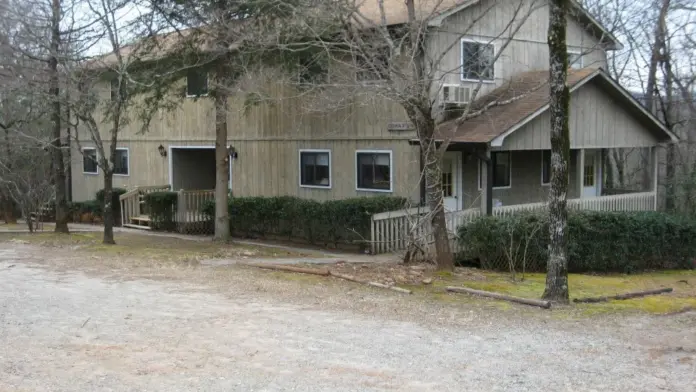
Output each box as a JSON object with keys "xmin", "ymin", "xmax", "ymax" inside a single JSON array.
[
  {"xmin": 577, "ymin": 148, "xmax": 585, "ymax": 198},
  {"xmin": 479, "ymin": 148, "xmax": 493, "ymax": 216},
  {"xmin": 370, "ymin": 215, "xmax": 376, "ymax": 255},
  {"xmin": 652, "ymin": 146, "xmax": 659, "ymax": 210}
]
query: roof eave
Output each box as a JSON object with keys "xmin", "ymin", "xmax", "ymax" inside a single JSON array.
[{"xmin": 490, "ymin": 69, "xmax": 678, "ymax": 147}]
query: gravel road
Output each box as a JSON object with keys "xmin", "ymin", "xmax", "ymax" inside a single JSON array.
[{"xmin": 1, "ymin": 245, "xmax": 695, "ymax": 391}]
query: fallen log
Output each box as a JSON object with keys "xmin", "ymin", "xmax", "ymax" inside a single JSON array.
[
  {"xmin": 239, "ymin": 262, "xmax": 330, "ymax": 276},
  {"xmin": 445, "ymin": 286, "xmax": 551, "ymax": 309},
  {"xmin": 572, "ymin": 288, "xmax": 673, "ymax": 304},
  {"xmin": 329, "ymin": 271, "xmax": 412, "ymax": 294}
]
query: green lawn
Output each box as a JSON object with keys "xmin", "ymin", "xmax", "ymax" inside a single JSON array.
[{"xmin": 421, "ymin": 269, "xmax": 696, "ymax": 315}]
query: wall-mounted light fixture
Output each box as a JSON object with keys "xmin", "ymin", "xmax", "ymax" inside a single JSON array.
[
  {"xmin": 227, "ymin": 145, "xmax": 238, "ymax": 160},
  {"xmin": 157, "ymin": 144, "xmax": 167, "ymax": 158}
]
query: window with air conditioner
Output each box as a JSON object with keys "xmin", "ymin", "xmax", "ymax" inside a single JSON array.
[{"xmin": 442, "ymin": 84, "xmax": 471, "ymax": 105}]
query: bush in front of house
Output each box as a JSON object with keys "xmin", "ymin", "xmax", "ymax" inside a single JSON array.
[
  {"xmin": 457, "ymin": 211, "xmax": 696, "ymax": 273},
  {"xmin": 201, "ymin": 196, "xmax": 407, "ymax": 249},
  {"xmin": 69, "ymin": 200, "xmax": 103, "ymax": 223},
  {"xmin": 96, "ymin": 187, "xmax": 127, "ymax": 226},
  {"xmin": 143, "ymin": 191, "xmax": 178, "ymax": 231}
]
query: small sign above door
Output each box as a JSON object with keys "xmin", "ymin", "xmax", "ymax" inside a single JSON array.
[{"xmin": 387, "ymin": 122, "xmax": 414, "ymax": 131}]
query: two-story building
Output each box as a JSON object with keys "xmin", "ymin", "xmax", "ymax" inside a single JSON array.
[{"xmin": 71, "ymin": 0, "xmax": 676, "ymax": 231}]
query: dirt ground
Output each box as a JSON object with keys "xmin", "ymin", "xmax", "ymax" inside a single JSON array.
[{"xmin": 0, "ymin": 235, "xmax": 695, "ymax": 391}]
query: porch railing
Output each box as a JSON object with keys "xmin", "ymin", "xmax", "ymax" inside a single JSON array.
[
  {"xmin": 119, "ymin": 185, "xmax": 171, "ymax": 226},
  {"xmin": 370, "ymin": 191, "xmax": 657, "ymax": 255},
  {"xmin": 176, "ymin": 189, "xmax": 215, "ymax": 224}
]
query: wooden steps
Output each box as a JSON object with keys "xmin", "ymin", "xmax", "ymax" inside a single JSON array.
[{"xmin": 124, "ymin": 215, "xmax": 152, "ymax": 230}]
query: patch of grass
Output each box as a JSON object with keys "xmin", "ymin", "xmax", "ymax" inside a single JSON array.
[
  {"xmin": 427, "ymin": 269, "xmax": 696, "ymax": 315},
  {"xmin": 0, "ymin": 232, "xmax": 309, "ymax": 263}
]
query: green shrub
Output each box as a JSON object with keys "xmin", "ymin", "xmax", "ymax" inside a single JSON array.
[
  {"xmin": 96, "ymin": 187, "xmax": 127, "ymax": 226},
  {"xmin": 458, "ymin": 211, "xmax": 696, "ymax": 273},
  {"xmin": 143, "ymin": 191, "xmax": 178, "ymax": 231},
  {"xmin": 69, "ymin": 200, "xmax": 102, "ymax": 216},
  {"xmin": 202, "ymin": 196, "xmax": 407, "ymax": 248}
]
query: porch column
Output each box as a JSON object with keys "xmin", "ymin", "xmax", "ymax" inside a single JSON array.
[
  {"xmin": 577, "ymin": 148, "xmax": 585, "ymax": 198},
  {"xmin": 652, "ymin": 146, "xmax": 659, "ymax": 210},
  {"xmin": 480, "ymin": 148, "xmax": 493, "ymax": 216}
]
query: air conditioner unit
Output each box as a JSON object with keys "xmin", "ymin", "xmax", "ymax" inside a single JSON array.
[{"xmin": 441, "ymin": 84, "xmax": 471, "ymax": 105}]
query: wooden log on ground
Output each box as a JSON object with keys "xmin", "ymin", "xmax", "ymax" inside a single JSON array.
[
  {"xmin": 446, "ymin": 286, "xmax": 551, "ymax": 309},
  {"xmin": 572, "ymin": 288, "xmax": 673, "ymax": 304},
  {"xmin": 240, "ymin": 263, "xmax": 330, "ymax": 276},
  {"xmin": 330, "ymin": 271, "xmax": 412, "ymax": 294}
]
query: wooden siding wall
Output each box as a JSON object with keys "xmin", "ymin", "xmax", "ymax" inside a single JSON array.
[
  {"xmin": 71, "ymin": 138, "xmax": 421, "ymax": 202},
  {"xmin": 458, "ymin": 149, "xmax": 580, "ymax": 208},
  {"xmin": 500, "ymin": 83, "xmax": 659, "ymax": 150},
  {"xmin": 73, "ymin": 0, "xmax": 611, "ymax": 203},
  {"xmin": 428, "ymin": 0, "xmax": 607, "ymax": 97}
]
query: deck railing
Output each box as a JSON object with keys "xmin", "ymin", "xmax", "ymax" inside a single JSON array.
[
  {"xmin": 119, "ymin": 185, "xmax": 171, "ymax": 226},
  {"xmin": 370, "ymin": 192, "xmax": 657, "ymax": 255},
  {"xmin": 176, "ymin": 189, "xmax": 215, "ymax": 224}
]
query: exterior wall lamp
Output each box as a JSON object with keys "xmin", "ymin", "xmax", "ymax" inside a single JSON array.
[{"xmin": 157, "ymin": 144, "xmax": 167, "ymax": 158}]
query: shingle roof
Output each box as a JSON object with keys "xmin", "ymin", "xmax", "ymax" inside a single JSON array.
[
  {"xmin": 354, "ymin": 0, "xmax": 464, "ymax": 25},
  {"xmin": 436, "ymin": 67, "xmax": 597, "ymax": 143}
]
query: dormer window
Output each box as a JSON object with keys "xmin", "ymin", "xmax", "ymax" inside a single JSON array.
[
  {"xmin": 461, "ymin": 39, "xmax": 495, "ymax": 82},
  {"xmin": 186, "ymin": 69, "xmax": 208, "ymax": 97}
]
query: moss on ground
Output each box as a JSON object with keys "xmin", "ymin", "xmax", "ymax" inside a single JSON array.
[{"xmin": 427, "ymin": 270, "xmax": 696, "ymax": 316}]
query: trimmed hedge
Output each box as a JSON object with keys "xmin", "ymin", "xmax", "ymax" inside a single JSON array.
[
  {"xmin": 458, "ymin": 211, "xmax": 696, "ymax": 273},
  {"xmin": 202, "ymin": 196, "xmax": 407, "ymax": 249},
  {"xmin": 69, "ymin": 200, "xmax": 103, "ymax": 222},
  {"xmin": 143, "ymin": 191, "xmax": 178, "ymax": 231},
  {"xmin": 96, "ymin": 187, "xmax": 127, "ymax": 226}
]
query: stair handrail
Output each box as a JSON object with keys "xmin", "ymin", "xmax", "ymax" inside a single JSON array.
[{"xmin": 119, "ymin": 185, "xmax": 170, "ymax": 226}]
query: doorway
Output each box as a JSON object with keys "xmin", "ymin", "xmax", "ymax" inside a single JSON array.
[
  {"xmin": 441, "ymin": 152, "xmax": 462, "ymax": 211},
  {"xmin": 582, "ymin": 150, "xmax": 602, "ymax": 198},
  {"xmin": 169, "ymin": 146, "xmax": 231, "ymax": 190}
]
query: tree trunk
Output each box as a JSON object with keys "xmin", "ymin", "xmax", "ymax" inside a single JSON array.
[
  {"xmin": 213, "ymin": 90, "xmax": 230, "ymax": 241},
  {"xmin": 419, "ymin": 119, "xmax": 454, "ymax": 271},
  {"xmin": 102, "ymin": 171, "xmax": 115, "ymax": 244},
  {"xmin": 404, "ymin": 0, "xmax": 453, "ymax": 271},
  {"xmin": 543, "ymin": 0, "xmax": 570, "ymax": 303},
  {"xmin": 50, "ymin": 0, "xmax": 69, "ymax": 234},
  {"xmin": 1, "ymin": 129, "xmax": 17, "ymax": 224}
]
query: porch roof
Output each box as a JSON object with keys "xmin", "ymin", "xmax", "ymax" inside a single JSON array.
[{"xmin": 435, "ymin": 68, "xmax": 679, "ymax": 148}]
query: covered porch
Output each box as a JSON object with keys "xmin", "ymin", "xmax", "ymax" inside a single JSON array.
[
  {"xmin": 435, "ymin": 67, "xmax": 675, "ymax": 217},
  {"xmin": 374, "ymin": 68, "xmax": 678, "ymax": 255},
  {"xmin": 439, "ymin": 146, "xmax": 659, "ymax": 217}
]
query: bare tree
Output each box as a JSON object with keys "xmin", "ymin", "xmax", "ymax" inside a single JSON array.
[
  {"xmin": 543, "ymin": 0, "xmax": 570, "ymax": 303},
  {"xmin": 232, "ymin": 0, "xmax": 540, "ymax": 270}
]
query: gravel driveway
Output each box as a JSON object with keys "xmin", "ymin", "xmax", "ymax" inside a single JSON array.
[{"xmin": 0, "ymin": 244, "xmax": 695, "ymax": 391}]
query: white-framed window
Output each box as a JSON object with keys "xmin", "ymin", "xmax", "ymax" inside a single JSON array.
[
  {"xmin": 113, "ymin": 147, "xmax": 129, "ymax": 176},
  {"xmin": 541, "ymin": 150, "xmax": 551, "ymax": 185},
  {"xmin": 299, "ymin": 149, "xmax": 331, "ymax": 188},
  {"xmin": 568, "ymin": 51, "xmax": 583, "ymax": 69},
  {"xmin": 461, "ymin": 39, "xmax": 495, "ymax": 82},
  {"xmin": 186, "ymin": 69, "xmax": 208, "ymax": 97},
  {"xmin": 479, "ymin": 151, "xmax": 511, "ymax": 189},
  {"xmin": 356, "ymin": 150, "xmax": 393, "ymax": 192},
  {"xmin": 82, "ymin": 147, "xmax": 98, "ymax": 175}
]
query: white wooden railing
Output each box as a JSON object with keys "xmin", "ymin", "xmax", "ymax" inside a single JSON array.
[
  {"xmin": 119, "ymin": 185, "xmax": 171, "ymax": 225},
  {"xmin": 176, "ymin": 189, "xmax": 215, "ymax": 223},
  {"xmin": 370, "ymin": 192, "xmax": 656, "ymax": 255}
]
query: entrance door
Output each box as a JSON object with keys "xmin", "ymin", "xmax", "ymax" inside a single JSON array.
[
  {"xmin": 582, "ymin": 150, "xmax": 600, "ymax": 197},
  {"xmin": 441, "ymin": 152, "xmax": 461, "ymax": 211}
]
